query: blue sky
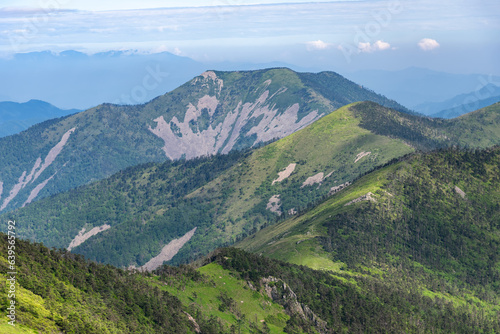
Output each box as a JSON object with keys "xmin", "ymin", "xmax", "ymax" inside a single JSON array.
[{"xmin": 1, "ymin": 0, "xmax": 499, "ymax": 74}]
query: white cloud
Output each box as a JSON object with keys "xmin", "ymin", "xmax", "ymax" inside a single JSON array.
[
  {"xmin": 306, "ymin": 40, "xmax": 330, "ymax": 51},
  {"xmin": 358, "ymin": 40, "xmax": 391, "ymax": 53},
  {"xmin": 418, "ymin": 38, "xmax": 440, "ymax": 51}
]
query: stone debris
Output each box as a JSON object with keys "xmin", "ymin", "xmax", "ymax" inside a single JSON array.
[
  {"xmin": 149, "ymin": 79, "xmax": 323, "ymax": 160},
  {"xmin": 184, "ymin": 312, "xmax": 201, "ymax": 333},
  {"xmin": 68, "ymin": 224, "xmax": 111, "ymax": 251},
  {"xmin": 140, "ymin": 227, "xmax": 197, "ymax": 271},
  {"xmin": 454, "ymin": 186, "xmax": 466, "ymax": 199},
  {"xmin": 33, "ymin": 127, "xmax": 76, "ymax": 181},
  {"xmin": 354, "ymin": 151, "xmax": 371, "ymax": 163},
  {"xmin": 267, "ymin": 195, "xmax": 282, "ymax": 215},
  {"xmin": 344, "ymin": 192, "xmax": 377, "ymax": 206},
  {"xmin": 272, "ymin": 163, "xmax": 297, "ymax": 185},
  {"xmin": 301, "ymin": 172, "xmax": 324, "ymax": 188},
  {"xmin": 328, "ymin": 182, "xmax": 351, "ymax": 196},
  {"xmin": 0, "ymin": 127, "xmax": 76, "ymax": 211},
  {"xmin": 22, "ymin": 173, "xmax": 57, "ymax": 207}
]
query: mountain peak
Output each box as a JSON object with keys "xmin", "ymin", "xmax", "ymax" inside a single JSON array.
[{"xmin": 0, "ymin": 68, "xmax": 414, "ymax": 212}]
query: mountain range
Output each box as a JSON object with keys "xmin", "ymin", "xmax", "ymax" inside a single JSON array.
[
  {"xmin": 5, "ymin": 100, "xmax": 500, "ymax": 269},
  {"xmin": 0, "ymin": 68, "xmax": 409, "ymax": 214},
  {"xmin": 0, "ymin": 50, "xmax": 205, "ymax": 110},
  {"xmin": 1, "ymin": 67, "xmax": 500, "ymax": 333},
  {"xmin": 4, "ymin": 50, "xmax": 500, "ymax": 116},
  {"xmin": 0, "ymin": 50, "xmax": 314, "ymax": 110},
  {"xmin": 420, "ymin": 84, "xmax": 500, "ymax": 118}
]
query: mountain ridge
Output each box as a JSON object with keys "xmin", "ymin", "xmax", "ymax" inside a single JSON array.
[
  {"xmin": 412, "ymin": 83, "xmax": 500, "ymax": 117},
  {"xmin": 236, "ymin": 146, "xmax": 500, "ymax": 331},
  {"xmin": 0, "ymin": 67, "xmax": 411, "ymax": 213},
  {"xmin": 6, "ymin": 101, "xmax": 500, "ymax": 270},
  {"xmin": 3, "ymin": 144, "xmax": 500, "ymax": 333}
]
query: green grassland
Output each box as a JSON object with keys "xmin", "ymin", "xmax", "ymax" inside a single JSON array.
[{"xmin": 151, "ymin": 262, "xmax": 292, "ymax": 334}]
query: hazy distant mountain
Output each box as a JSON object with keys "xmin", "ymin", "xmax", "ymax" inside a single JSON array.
[
  {"xmin": 345, "ymin": 67, "xmax": 500, "ymax": 110},
  {"xmin": 0, "ymin": 68, "xmax": 407, "ymax": 213},
  {"xmin": 417, "ymin": 84, "xmax": 500, "ymax": 118},
  {"xmin": 0, "ymin": 99, "xmax": 80, "ymax": 138}
]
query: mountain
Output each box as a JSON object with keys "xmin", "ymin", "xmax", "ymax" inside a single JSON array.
[
  {"xmin": 6, "ymin": 101, "xmax": 500, "ymax": 270},
  {"xmin": 431, "ymin": 94, "xmax": 500, "ymax": 119},
  {"xmin": 2, "ymin": 233, "xmax": 498, "ymax": 333},
  {"xmin": 413, "ymin": 83, "xmax": 500, "ymax": 117},
  {"xmin": 0, "ymin": 100, "xmax": 80, "ymax": 138},
  {"xmin": 0, "ymin": 68, "xmax": 410, "ymax": 213},
  {"xmin": 237, "ymin": 146, "xmax": 500, "ymax": 331},
  {"xmin": 418, "ymin": 84, "xmax": 500, "ymax": 118},
  {"xmin": 344, "ymin": 67, "xmax": 500, "ymax": 110}
]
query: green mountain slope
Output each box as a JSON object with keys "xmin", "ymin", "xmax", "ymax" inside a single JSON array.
[
  {"xmin": 237, "ymin": 147, "xmax": 500, "ymax": 330},
  {"xmin": 0, "ymin": 68, "xmax": 407, "ymax": 213},
  {"xmin": 5, "ymin": 102, "xmax": 500, "ymax": 269},
  {"xmin": 0, "ymin": 233, "xmax": 306, "ymax": 334},
  {"xmin": 0, "ymin": 233, "xmax": 194, "ymax": 333},
  {"xmin": 5, "ymin": 102, "xmax": 415, "ymax": 268},
  {"xmin": 2, "ymin": 234, "xmax": 498, "ymax": 333}
]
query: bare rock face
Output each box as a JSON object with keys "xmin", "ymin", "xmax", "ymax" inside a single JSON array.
[
  {"xmin": 0, "ymin": 127, "xmax": 76, "ymax": 211},
  {"xmin": 261, "ymin": 276, "xmax": 328, "ymax": 333},
  {"xmin": 149, "ymin": 71, "xmax": 323, "ymax": 160}
]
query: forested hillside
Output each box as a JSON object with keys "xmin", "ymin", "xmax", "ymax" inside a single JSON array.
[
  {"xmin": 3, "ymin": 231, "xmax": 498, "ymax": 333},
  {"xmin": 5, "ymin": 102, "xmax": 500, "ymax": 270},
  {"xmin": 238, "ymin": 147, "xmax": 500, "ymax": 333}
]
